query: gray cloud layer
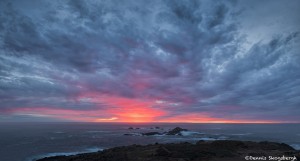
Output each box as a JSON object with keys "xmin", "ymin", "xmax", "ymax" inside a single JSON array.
[{"xmin": 0, "ymin": 0, "xmax": 300, "ymax": 122}]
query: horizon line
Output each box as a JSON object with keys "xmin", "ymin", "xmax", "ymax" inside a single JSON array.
[{"xmin": 1, "ymin": 121, "xmax": 300, "ymax": 124}]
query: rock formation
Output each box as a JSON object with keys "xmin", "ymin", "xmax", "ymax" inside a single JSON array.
[{"xmin": 37, "ymin": 140, "xmax": 299, "ymax": 161}]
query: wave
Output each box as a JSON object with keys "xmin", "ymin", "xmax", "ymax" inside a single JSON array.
[
  {"xmin": 168, "ymin": 135, "xmax": 228, "ymax": 141},
  {"xmin": 124, "ymin": 133, "xmax": 143, "ymax": 136},
  {"xmin": 27, "ymin": 147, "xmax": 103, "ymax": 161},
  {"xmin": 180, "ymin": 131, "xmax": 205, "ymax": 136},
  {"xmin": 86, "ymin": 130, "xmax": 111, "ymax": 133},
  {"xmin": 197, "ymin": 137, "xmax": 218, "ymax": 141},
  {"xmin": 229, "ymin": 133, "xmax": 252, "ymax": 136},
  {"xmin": 290, "ymin": 144, "xmax": 300, "ymax": 150}
]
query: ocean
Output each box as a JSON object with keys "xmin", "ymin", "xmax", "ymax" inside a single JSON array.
[{"xmin": 0, "ymin": 122, "xmax": 299, "ymax": 161}]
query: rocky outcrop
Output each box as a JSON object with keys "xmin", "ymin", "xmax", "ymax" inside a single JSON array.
[
  {"xmin": 128, "ymin": 127, "xmax": 140, "ymax": 130},
  {"xmin": 124, "ymin": 127, "xmax": 189, "ymax": 136},
  {"xmin": 166, "ymin": 127, "xmax": 188, "ymax": 135},
  {"xmin": 142, "ymin": 132, "xmax": 161, "ymax": 136},
  {"xmin": 36, "ymin": 140, "xmax": 299, "ymax": 161}
]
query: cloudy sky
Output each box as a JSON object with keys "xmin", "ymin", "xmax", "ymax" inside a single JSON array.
[{"xmin": 0, "ymin": 0, "xmax": 299, "ymax": 123}]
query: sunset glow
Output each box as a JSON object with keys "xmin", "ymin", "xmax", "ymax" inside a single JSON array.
[
  {"xmin": 5, "ymin": 105, "xmax": 287, "ymax": 123},
  {"xmin": 0, "ymin": 0, "xmax": 299, "ymax": 123}
]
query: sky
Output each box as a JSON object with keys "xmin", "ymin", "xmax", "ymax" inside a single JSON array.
[{"xmin": 0, "ymin": 0, "xmax": 300, "ymax": 123}]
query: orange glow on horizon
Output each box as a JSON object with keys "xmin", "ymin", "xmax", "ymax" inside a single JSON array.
[
  {"xmin": 8, "ymin": 106, "xmax": 289, "ymax": 124},
  {"xmin": 154, "ymin": 113, "xmax": 282, "ymax": 124},
  {"xmin": 5, "ymin": 93, "xmax": 296, "ymax": 123},
  {"xmin": 88, "ymin": 94, "xmax": 166, "ymax": 122}
]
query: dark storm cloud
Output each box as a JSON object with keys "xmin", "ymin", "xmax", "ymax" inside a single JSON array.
[{"xmin": 0, "ymin": 0, "xmax": 299, "ymax": 122}]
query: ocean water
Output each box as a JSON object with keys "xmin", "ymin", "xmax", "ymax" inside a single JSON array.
[{"xmin": 0, "ymin": 122, "xmax": 300, "ymax": 161}]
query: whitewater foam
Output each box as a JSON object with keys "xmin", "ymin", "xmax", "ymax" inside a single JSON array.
[
  {"xmin": 180, "ymin": 131, "xmax": 205, "ymax": 136},
  {"xmin": 53, "ymin": 131, "xmax": 65, "ymax": 134},
  {"xmin": 86, "ymin": 130, "xmax": 111, "ymax": 133},
  {"xmin": 290, "ymin": 144, "xmax": 300, "ymax": 150},
  {"xmin": 28, "ymin": 147, "xmax": 103, "ymax": 161},
  {"xmin": 230, "ymin": 133, "xmax": 252, "ymax": 136}
]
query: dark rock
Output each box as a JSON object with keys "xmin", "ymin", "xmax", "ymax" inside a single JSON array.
[
  {"xmin": 215, "ymin": 149, "xmax": 236, "ymax": 157},
  {"xmin": 196, "ymin": 140, "xmax": 205, "ymax": 144},
  {"xmin": 125, "ymin": 127, "xmax": 189, "ymax": 136},
  {"xmin": 37, "ymin": 140, "xmax": 298, "ymax": 161},
  {"xmin": 210, "ymin": 140, "xmax": 248, "ymax": 149},
  {"xmin": 123, "ymin": 133, "xmax": 141, "ymax": 136},
  {"xmin": 128, "ymin": 127, "xmax": 134, "ymax": 130},
  {"xmin": 166, "ymin": 127, "xmax": 188, "ymax": 135},
  {"xmin": 142, "ymin": 132, "xmax": 161, "ymax": 136},
  {"xmin": 156, "ymin": 146, "xmax": 171, "ymax": 156},
  {"xmin": 248, "ymin": 152, "xmax": 266, "ymax": 156},
  {"xmin": 259, "ymin": 141, "xmax": 294, "ymax": 151}
]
